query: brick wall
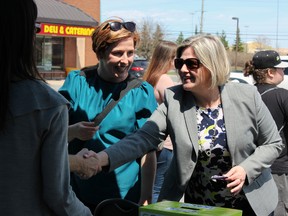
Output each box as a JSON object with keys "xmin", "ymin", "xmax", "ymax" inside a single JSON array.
[{"xmin": 62, "ymin": 0, "xmax": 100, "ymax": 66}]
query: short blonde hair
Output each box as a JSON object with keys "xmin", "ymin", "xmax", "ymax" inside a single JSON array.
[
  {"xmin": 176, "ymin": 34, "xmax": 230, "ymax": 88},
  {"xmin": 92, "ymin": 18, "xmax": 140, "ymax": 59}
]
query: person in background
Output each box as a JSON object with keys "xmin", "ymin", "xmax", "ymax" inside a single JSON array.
[
  {"xmin": 0, "ymin": 0, "xmax": 92, "ymax": 215},
  {"xmin": 243, "ymin": 50, "xmax": 288, "ymax": 216},
  {"xmin": 142, "ymin": 40, "xmax": 177, "ymax": 203},
  {"xmin": 93, "ymin": 34, "xmax": 284, "ymax": 216},
  {"xmin": 59, "ymin": 18, "xmax": 157, "ymax": 213}
]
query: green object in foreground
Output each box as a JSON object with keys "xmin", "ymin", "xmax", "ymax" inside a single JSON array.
[{"xmin": 139, "ymin": 201, "xmax": 242, "ymax": 216}]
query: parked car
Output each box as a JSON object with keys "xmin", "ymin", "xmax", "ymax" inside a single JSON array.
[
  {"xmin": 280, "ymin": 56, "xmax": 288, "ymax": 90},
  {"xmin": 229, "ymin": 70, "xmax": 254, "ymax": 85},
  {"xmin": 129, "ymin": 58, "xmax": 148, "ymax": 78},
  {"xmin": 280, "ymin": 55, "xmax": 288, "ymax": 83},
  {"xmin": 229, "ymin": 77, "xmax": 250, "ymax": 84}
]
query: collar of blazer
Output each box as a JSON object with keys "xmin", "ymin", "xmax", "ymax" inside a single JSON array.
[{"xmin": 180, "ymin": 84, "xmax": 237, "ymax": 160}]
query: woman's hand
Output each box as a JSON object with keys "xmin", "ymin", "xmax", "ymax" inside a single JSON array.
[
  {"xmin": 70, "ymin": 148, "xmax": 102, "ymax": 179},
  {"xmin": 68, "ymin": 121, "xmax": 99, "ymax": 142},
  {"xmin": 224, "ymin": 165, "xmax": 246, "ymax": 195}
]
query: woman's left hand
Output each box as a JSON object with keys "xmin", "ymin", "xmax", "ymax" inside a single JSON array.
[
  {"xmin": 224, "ymin": 165, "xmax": 246, "ymax": 195},
  {"xmin": 138, "ymin": 196, "xmax": 151, "ymax": 206}
]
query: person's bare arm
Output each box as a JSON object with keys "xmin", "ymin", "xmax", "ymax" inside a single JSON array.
[
  {"xmin": 155, "ymin": 74, "xmax": 175, "ymax": 104},
  {"xmin": 139, "ymin": 151, "xmax": 156, "ymax": 205}
]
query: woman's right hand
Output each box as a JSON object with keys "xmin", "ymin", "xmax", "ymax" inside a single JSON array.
[
  {"xmin": 225, "ymin": 165, "xmax": 246, "ymax": 195},
  {"xmin": 70, "ymin": 148, "xmax": 102, "ymax": 179},
  {"xmin": 68, "ymin": 121, "xmax": 99, "ymax": 142}
]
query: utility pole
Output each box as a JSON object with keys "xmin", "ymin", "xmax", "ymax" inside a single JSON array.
[
  {"xmin": 276, "ymin": 0, "xmax": 279, "ymax": 50},
  {"xmin": 200, "ymin": 0, "xmax": 204, "ymax": 34}
]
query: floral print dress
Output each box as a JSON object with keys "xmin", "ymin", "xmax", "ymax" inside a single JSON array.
[{"xmin": 185, "ymin": 104, "xmax": 247, "ymax": 208}]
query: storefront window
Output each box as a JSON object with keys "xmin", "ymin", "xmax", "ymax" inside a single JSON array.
[{"xmin": 35, "ymin": 36, "xmax": 64, "ymax": 71}]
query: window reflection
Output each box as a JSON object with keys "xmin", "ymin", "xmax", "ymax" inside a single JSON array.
[{"xmin": 35, "ymin": 36, "xmax": 64, "ymax": 71}]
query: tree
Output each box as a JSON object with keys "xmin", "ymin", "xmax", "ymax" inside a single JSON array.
[
  {"xmin": 232, "ymin": 29, "xmax": 244, "ymax": 52},
  {"xmin": 176, "ymin": 32, "xmax": 184, "ymax": 45},
  {"xmin": 254, "ymin": 36, "xmax": 271, "ymax": 51},
  {"xmin": 194, "ymin": 25, "xmax": 198, "ymax": 35},
  {"xmin": 136, "ymin": 19, "xmax": 165, "ymax": 60},
  {"xmin": 217, "ymin": 30, "xmax": 229, "ymax": 50},
  {"xmin": 137, "ymin": 20, "xmax": 153, "ymax": 59},
  {"xmin": 152, "ymin": 24, "xmax": 164, "ymax": 49}
]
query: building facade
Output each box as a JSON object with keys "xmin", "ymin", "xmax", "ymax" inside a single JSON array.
[{"xmin": 35, "ymin": 0, "xmax": 100, "ymax": 79}]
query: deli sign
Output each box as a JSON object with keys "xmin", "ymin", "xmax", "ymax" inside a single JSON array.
[{"xmin": 38, "ymin": 23, "xmax": 95, "ymax": 37}]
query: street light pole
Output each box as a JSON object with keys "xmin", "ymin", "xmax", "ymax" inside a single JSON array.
[{"xmin": 232, "ymin": 17, "xmax": 239, "ymax": 71}]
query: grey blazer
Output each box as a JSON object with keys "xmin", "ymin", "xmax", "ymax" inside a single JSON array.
[{"xmin": 105, "ymin": 82, "xmax": 284, "ymax": 216}]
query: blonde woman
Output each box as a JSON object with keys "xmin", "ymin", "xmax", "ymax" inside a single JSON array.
[{"xmin": 95, "ymin": 35, "xmax": 284, "ymax": 216}]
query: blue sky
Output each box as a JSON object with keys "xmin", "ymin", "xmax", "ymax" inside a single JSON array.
[{"xmin": 101, "ymin": 0, "xmax": 288, "ymax": 49}]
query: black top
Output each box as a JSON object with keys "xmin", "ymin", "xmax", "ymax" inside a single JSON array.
[{"xmin": 256, "ymin": 83, "xmax": 288, "ymax": 174}]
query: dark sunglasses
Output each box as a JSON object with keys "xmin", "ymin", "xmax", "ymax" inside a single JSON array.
[
  {"xmin": 107, "ymin": 21, "xmax": 136, "ymax": 32},
  {"xmin": 174, "ymin": 58, "xmax": 201, "ymax": 70}
]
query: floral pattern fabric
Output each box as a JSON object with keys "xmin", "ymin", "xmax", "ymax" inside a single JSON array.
[{"xmin": 185, "ymin": 104, "xmax": 247, "ymax": 208}]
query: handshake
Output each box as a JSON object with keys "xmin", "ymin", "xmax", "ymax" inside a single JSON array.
[
  {"xmin": 68, "ymin": 122, "xmax": 109, "ymax": 179},
  {"xmin": 70, "ymin": 148, "xmax": 103, "ymax": 179}
]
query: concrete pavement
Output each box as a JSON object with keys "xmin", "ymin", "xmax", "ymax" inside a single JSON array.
[{"xmin": 47, "ymin": 80, "xmax": 65, "ymax": 91}]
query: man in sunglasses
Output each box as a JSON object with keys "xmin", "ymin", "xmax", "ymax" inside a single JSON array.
[
  {"xmin": 59, "ymin": 18, "xmax": 157, "ymax": 213},
  {"xmin": 93, "ymin": 34, "xmax": 283, "ymax": 216}
]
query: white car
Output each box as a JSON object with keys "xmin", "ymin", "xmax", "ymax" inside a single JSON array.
[
  {"xmin": 279, "ymin": 56, "xmax": 288, "ymax": 90},
  {"xmin": 229, "ymin": 71, "xmax": 253, "ymax": 85}
]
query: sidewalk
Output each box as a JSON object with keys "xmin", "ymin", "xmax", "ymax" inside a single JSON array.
[{"xmin": 47, "ymin": 79, "xmax": 65, "ymax": 91}]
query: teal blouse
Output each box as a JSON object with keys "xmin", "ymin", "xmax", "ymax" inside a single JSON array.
[{"xmin": 59, "ymin": 69, "xmax": 157, "ymax": 205}]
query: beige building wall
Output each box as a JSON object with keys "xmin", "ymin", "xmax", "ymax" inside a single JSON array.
[{"xmin": 76, "ymin": 38, "xmax": 85, "ymax": 68}]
